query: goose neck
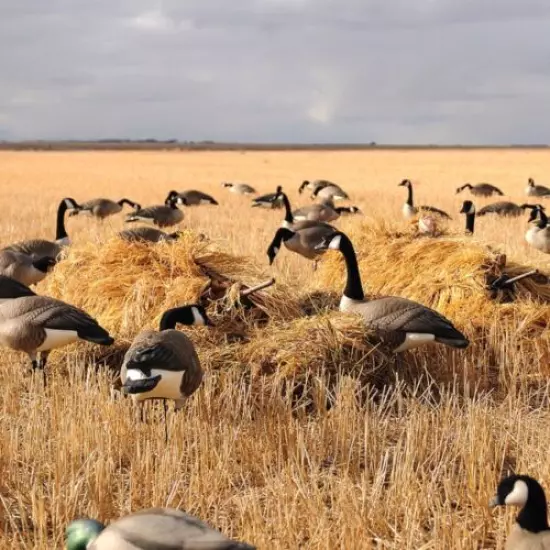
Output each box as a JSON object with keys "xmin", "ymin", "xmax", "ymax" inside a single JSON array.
[
  {"xmin": 280, "ymin": 192, "xmax": 294, "ymax": 225},
  {"xmin": 406, "ymin": 184, "xmax": 414, "ymax": 207},
  {"xmin": 56, "ymin": 199, "xmax": 72, "ymax": 240},
  {"xmin": 465, "ymin": 212, "xmax": 475, "ymax": 234},
  {"xmin": 338, "ymin": 234, "xmax": 364, "ymax": 301}
]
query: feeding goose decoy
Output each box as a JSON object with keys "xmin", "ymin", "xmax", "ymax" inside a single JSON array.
[
  {"xmin": 251, "ymin": 190, "xmax": 284, "ymax": 209},
  {"xmin": 476, "ymin": 201, "xmax": 532, "ymax": 217},
  {"xmin": 456, "ymin": 183, "xmax": 504, "ymax": 197},
  {"xmin": 460, "ymin": 200, "xmax": 476, "ymax": 234},
  {"xmin": 311, "ymin": 183, "xmax": 349, "ymax": 202},
  {"xmin": 0, "ymin": 250, "xmax": 56, "ymax": 286},
  {"xmin": 0, "ymin": 295, "xmax": 113, "ymax": 384},
  {"xmin": 526, "ymin": 204, "xmax": 550, "ymax": 254},
  {"xmin": 121, "ymin": 304, "xmax": 211, "ymax": 435},
  {"xmin": 2, "ymin": 197, "xmax": 78, "ymax": 259},
  {"xmin": 118, "ymin": 227, "xmax": 181, "ymax": 243},
  {"xmin": 65, "ymin": 508, "xmax": 256, "ymax": 550},
  {"xmin": 314, "ymin": 230, "xmax": 469, "ymax": 352},
  {"xmin": 0, "ymin": 275, "xmax": 36, "ymax": 303},
  {"xmin": 222, "ymin": 182, "xmax": 256, "ymax": 195},
  {"xmin": 125, "ymin": 191, "xmax": 184, "ymax": 228},
  {"xmin": 69, "ymin": 198, "xmax": 140, "ymax": 220},
  {"xmin": 398, "ymin": 179, "xmax": 451, "ymax": 220},
  {"xmin": 299, "ymin": 179, "xmax": 336, "ymax": 195},
  {"xmin": 489, "ymin": 474, "xmax": 550, "ymax": 549},
  {"xmin": 172, "ymin": 189, "xmax": 218, "ymax": 206},
  {"xmin": 526, "ymin": 177, "xmax": 550, "ymax": 197}
]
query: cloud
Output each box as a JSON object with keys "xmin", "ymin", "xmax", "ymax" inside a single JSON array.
[{"xmin": 0, "ymin": 0, "xmax": 549, "ymax": 143}]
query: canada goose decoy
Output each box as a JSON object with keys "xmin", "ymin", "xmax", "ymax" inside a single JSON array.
[
  {"xmin": 477, "ymin": 201, "xmax": 531, "ymax": 217},
  {"xmin": 311, "ymin": 183, "xmax": 349, "ymax": 202},
  {"xmin": 456, "ymin": 183, "xmax": 504, "ymax": 197},
  {"xmin": 69, "ymin": 198, "xmax": 140, "ymax": 220},
  {"xmin": 172, "ymin": 189, "xmax": 218, "ymax": 206},
  {"xmin": 65, "ymin": 508, "xmax": 256, "ymax": 550},
  {"xmin": 526, "ymin": 178, "xmax": 550, "ymax": 197},
  {"xmin": 0, "ymin": 250, "xmax": 56, "ymax": 286},
  {"xmin": 460, "ymin": 200, "xmax": 476, "ymax": 234},
  {"xmin": 489, "ymin": 474, "xmax": 550, "ymax": 550},
  {"xmin": 314, "ymin": 231, "xmax": 469, "ymax": 352},
  {"xmin": 118, "ymin": 227, "xmax": 181, "ymax": 243},
  {"xmin": 222, "ymin": 182, "xmax": 256, "ymax": 195},
  {"xmin": 125, "ymin": 192, "xmax": 184, "ymax": 228},
  {"xmin": 526, "ymin": 204, "xmax": 550, "ymax": 254},
  {"xmin": 298, "ymin": 179, "xmax": 335, "ymax": 195},
  {"xmin": 0, "ymin": 275, "xmax": 36, "ymax": 303},
  {"xmin": 121, "ymin": 304, "xmax": 210, "ymax": 436},
  {"xmin": 0, "ymin": 296, "xmax": 113, "ymax": 384},
  {"xmin": 398, "ymin": 180, "xmax": 451, "ymax": 220},
  {"xmin": 2, "ymin": 197, "xmax": 78, "ymax": 259},
  {"xmin": 251, "ymin": 191, "xmax": 284, "ymax": 209}
]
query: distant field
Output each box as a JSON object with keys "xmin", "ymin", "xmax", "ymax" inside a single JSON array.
[{"xmin": 1, "ymin": 149, "xmax": 550, "ymax": 549}]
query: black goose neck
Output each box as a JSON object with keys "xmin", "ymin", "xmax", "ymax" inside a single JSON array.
[
  {"xmin": 280, "ymin": 192, "xmax": 294, "ymax": 224},
  {"xmin": 406, "ymin": 184, "xmax": 414, "ymax": 207},
  {"xmin": 338, "ymin": 233, "xmax": 364, "ymax": 301},
  {"xmin": 538, "ymin": 209, "xmax": 549, "ymax": 229},
  {"xmin": 517, "ymin": 484, "xmax": 550, "ymax": 533},
  {"xmin": 56, "ymin": 198, "xmax": 73, "ymax": 240},
  {"xmin": 465, "ymin": 212, "xmax": 475, "ymax": 234},
  {"xmin": 159, "ymin": 306, "xmax": 194, "ymax": 331},
  {"xmin": 271, "ymin": 227, "xmax": 294, "ymax": 247}
]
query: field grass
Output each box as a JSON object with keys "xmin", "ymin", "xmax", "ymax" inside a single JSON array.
[{"xmin": 1, "ymin": 149, "xmax": 550, "ymax": 549}]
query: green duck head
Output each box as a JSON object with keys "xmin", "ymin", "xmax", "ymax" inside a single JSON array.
[{"xmin": 65, "ymin": 518, "xmax": 105, "ymax": 549}]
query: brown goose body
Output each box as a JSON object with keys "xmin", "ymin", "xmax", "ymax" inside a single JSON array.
[
  {"xmin": 477, "ymin": 201, "xmax": 526, "ymax": 217},
  {"xmin": 176, "ymin": 189, "xmax": 218, "ymax": 206},
  {"xmin": 292, "ymin": 203, "xmax": 339, "ymax": 223},
  {"xmin": 0, "ymin": 250, "xmax": 55, "ymax": 286},
  {"xmin": 313, "ymin": 184, "xmax": 349, "ymax": 201},
  {"xmin": 125, "ymin": 203, "xmax": 183, "ymax": 228},
  {"xmin": 223, "ymin": 182, "xmax": 256, "ymax": 195},
  {"xmin": 526, "ymin": 178, "xmax": 550, "ymax": 197},
  {"xmin": 299, "ymin": 179, "xmax": 337, "ymax": 194},
  {"xmin": 70, "ymin": 198, "xmax": 139, "ymax": 219},
  {"xmin": 456, "ymin": 183, "xmax": 504, "ymax": 197},
  {"xmin": 118, "ymin": 227, "xmax": 180, "ymax": 243}
]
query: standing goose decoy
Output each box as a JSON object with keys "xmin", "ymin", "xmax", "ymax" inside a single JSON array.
[
  {"xmin": 69, "ymin": 198, "xmax": 140, "ymax": 220},
  {"xmin": 222, "ymin": 182, "xmax": 256, "ymax": 195},
  {"xmin": 298, "ymin": 179, "xmax": 335, "ymax": 195},
  {"xmin": 398, "ymin": 179, "xmax": 451, "ymax": 220},
  {"xmin": 0, "ymin": 250, "xmax": 56, "ymax": 286},
  {"xmin": 125, "ymin": 192, "xmax": 184, "ymax": 228},
  {"xmin": 118, "ymin": 227, "xmax": 181, "ymax": 244},
  {"xmin": 311, "ymin": 183, "xmax": 349, "ymax": 202},
  {"xmin": 526, "ymin": 204, "xmax": 550, "ymax": 254},
  {"xmin": 0, "ymin": 295, "xmax": 113, "ymax": 384},
  {"xmin": 456, "ymin": 183, "xmax": 504, "ymax": 197},
  {"xmin": 477, "ymin": 201, "xmax": 531, "ymax": 217},
  {"xmin": 65, "ymin": 508, "xmax": 256, "ymax": 550},
  {"xmin": 489, "ymin": 474, "xmax": 550, "ymax": 550},
  {"xmin": 460, "ymin": 200, "xmax": 476, "ymax": 234},
  {"xmin": 526, "ymin": 178, "xmax": 550, "ymax": 197},
  {"xmin": 0, "ymin": 275, "xmax": 36, "ymax": 303},
  {"xmin": 121, "ymin": 304, "xmax": 211, "ymax": 435},
  {"xmin": 2, "ymin": 197, "xmax": 78, "ymax": 259},
  {"xmin": 173, "ymin": 189, "xmax": 218, "ymax": 206},
  {"xmin": 314, "ymin": 231, "xmax": 469, "ymax": 352}
]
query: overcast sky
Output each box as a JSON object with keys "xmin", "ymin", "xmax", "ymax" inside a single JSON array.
[{"xmin": 1, "ymin": 1, "xmax": 550, "ymax": 144}]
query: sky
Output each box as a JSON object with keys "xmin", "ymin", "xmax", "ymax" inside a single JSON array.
[{"xmin": 1, "ymin": 1, "xmax": 550, "ymax": 144}]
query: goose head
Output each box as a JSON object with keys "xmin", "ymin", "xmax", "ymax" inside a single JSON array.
[{"xmin": 460, "ymin": 200, "xmax": 475, "ymax": 215}]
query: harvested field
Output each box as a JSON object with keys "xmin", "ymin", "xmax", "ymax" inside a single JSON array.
[{"xmin": 1, "ymin": 149, "xmax": 550, "ymax": 549}]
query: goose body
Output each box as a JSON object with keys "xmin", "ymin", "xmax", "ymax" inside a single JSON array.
[
  {"xmin": 460, "ymin": 200, "xmax": 476, "ymax": 234},
  {"xmin": 65, "ymin": 508, "xmax": 256, "ymax": 550},
  {"xmin": 0, "ymin": 251, "xmax": 56, "ymax": 286},
  {"xmin": 70, "ymin": 198, "xmax": 140, "ymax": 219},
  {"xmin": 174, "ymin": 189, "xmax": 218, "ymax": 206},
  {"xmin": 222, "ymin": 182, "xmax": 256, "ymax": 195},
  {"xmin": 118, "ymin": 227, "xmax": 181, "ymax": 243},
  {"xmin": 312, "ymin": 183, "xmax": 349, "ymax": 201},
  {"xmin": 477, "ymin": 201, "xmax": 527, "ymax": 217},
  {"xmin": 125, "ymin": 193, "xmax": 183, "ymax": 228},
  {"xmin": 315, "ymin": 232, "xmax": 469, "ymax": 352},
  {"xmin": 398, "ymin": 180, "xmax": 451, "ymax": 220},
  {"xmin": 3, "ymin": 198, "xmax": 77, "ymax": 260},
  {"xmin": 526, "ymin": 205, "xmax": 550, "ymax": 253},
  {"xmin": 456, "ymin": 183, "xmax": 504, "ymax": 197},
  {"xmin": 0, "ymin": 296, "xmax": 113, "ymax": 375},
  {"xmin": 251, "ymin": 191, "xmax": 284, "ymax": 209},
  {"xmin": 299, "ymin": 179, "xmax": 336, "ymax": 194},
  {"xmin": 526, "ymin": 178, "xmax": 550, "ymax": 197},
  {"xmin": 121, "ymin": 305, "xmax": 209, "ymax": 409},
  {"xmin": 490, "ymin": 475, "xmax": 550, "ymax": 550}
]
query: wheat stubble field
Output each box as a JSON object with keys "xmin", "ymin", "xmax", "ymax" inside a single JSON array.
[{"xmin": 1, "ymin": 149, "xmax": 550, "ymax": 549}]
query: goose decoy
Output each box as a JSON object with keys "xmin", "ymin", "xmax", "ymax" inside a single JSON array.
[
  {"xmin": 398, "ymin": 179, "xmax": 451, "ymax": 220},
  {"xmin": 2, "ymin": 197, "xmax": 78, "ymax": 259},
  {"xmin": 298, "ymin": 179, "xmax": 335, "ymax": 195},
  {"xmin": 222, "ymin": 182, "xmax": 256, "ymax": 195},
  {"xmin": 69, "ymin": 198, "xmax": 140, "ymax": 220},
  {"xmin": 172, "ymin": 189, "xmax": 218, "ymax": 206},
  {"xmin": 456, "ymin": 183, "xmax": 504, "ymax": 197},
  {"xmin": 65, "ymin": 508, "xmax": 256, "ymax": 550},
  {"xmin": 0, "ymin": 295, "xmax": 114, "ymax": 384},
  {"xmin": 526, "ymin": 204, "xmax": 550, "ymax": 253},
  {"xmin": 0, "ymin": 250, "xmax": 56, "ymax": 286},
  {"xmin": 489, "ymin": 474, "xmax": 550, "ymax": 549},
  {"xmin": 121, "ymin": 304, "xmax": 211, "ymax": 435},
  {"xmin": 459, "ymin": 200, "xmax": 476, "ymax": 234},
  {"xmin": 314, "ymin": 231, "xmax": 469, "ymax": 352},
  {"xmin": 526, "ymin": 178, "xmax": 550, "ymax": 197},
  {"xmin": 311, "ymin": 183, "xmax": 349, "ymax": 201},
  {"xmin": 125, "ymin": 192, "xmax": 183, "ymax": 228},
  {"xmin": 251, "ymin": 191, "xmax": 284, "ymax": 209},
  {"xmin": 477, "ymin": 201, "xmax": 531, "ymax": 217},
  {"xmin": 118, "ymin": 227, "xmax": 181, "ymax": 243}
]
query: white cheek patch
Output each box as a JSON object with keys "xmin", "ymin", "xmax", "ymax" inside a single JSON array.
[
  {"xmin": 328, "ymin": 235, "xmax": 342, "ymax": 250},
  {"xmin": 191, "ymin": 307, "xmax": 206, "ymax": 326},
  {"xmin": 505, "ymin": 480, "xmax": 529, "ymax": 506}
]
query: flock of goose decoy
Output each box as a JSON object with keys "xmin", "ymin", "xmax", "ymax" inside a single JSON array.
[{"xmin": 1, "ymin": 177, "xmax": 549, "ymax": 548}]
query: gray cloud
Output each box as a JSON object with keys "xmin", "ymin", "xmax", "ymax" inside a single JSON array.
[{"xmin": 1, "ymin": 0, "xmax": 550, "ymax": 143}]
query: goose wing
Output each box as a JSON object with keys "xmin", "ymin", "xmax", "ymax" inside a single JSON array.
[
  {"xmin": 126, "ymin": 205, "xmax": 170, "ymax": 222},
  {"xmin": 477, "ymin": 201, "xmax": 518, "ymax": 216},
  {"xmin": 480, "ymin": 183, "xmax": 504, "ymax": 195},
  {"xmin": 3, "ymin": 239, "xmax": 61, "ymax": 260},
  {"xmin": 91, "ymin": 508, "xmax": 256, "ymax": 549},
  {"xmin": 123, "ymin": 331, "xmax": 189, "ymax": 372},
  {"xmin": 418, "ymin": 205, "xmax": 451, "ymax": 219}
]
